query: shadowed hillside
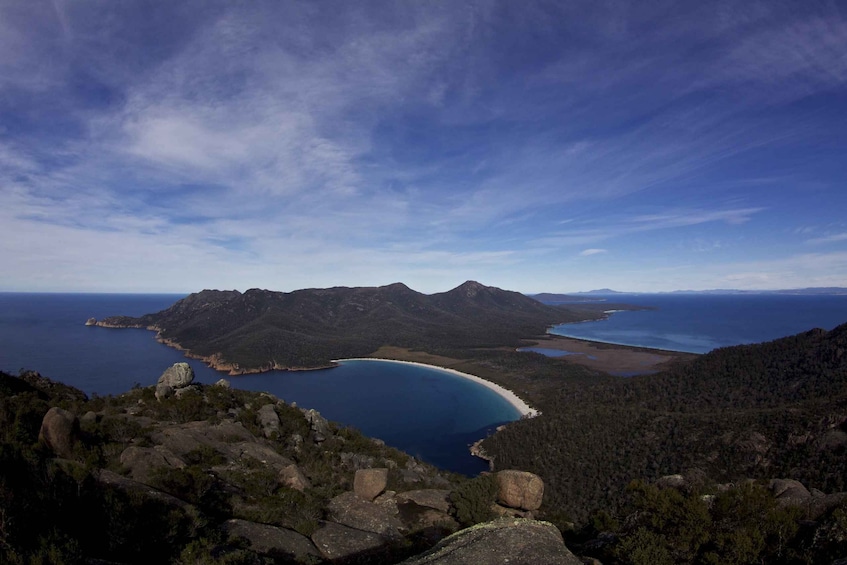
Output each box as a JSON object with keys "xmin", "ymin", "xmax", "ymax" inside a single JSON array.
[
  {"xmin": 94, "ymin": 281, "xmax": 608, "ymax": 373},
  {"xmin": 482, "ymin": 322, "xmax": 847, "ymax": 524}
]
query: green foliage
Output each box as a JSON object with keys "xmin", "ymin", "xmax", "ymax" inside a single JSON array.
[
  {"xmin": 604, "ymin": 481, "xmax": 810, "ymax": 565},
  {"xmin": 449, "ymin": 474, "xmax": 497, "ymax": 527},
  {"xmin": 615, "ymin": 528, "xmax": 674, "ymax": 565}
]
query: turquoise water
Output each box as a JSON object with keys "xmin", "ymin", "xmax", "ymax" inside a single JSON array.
[
  {"xmin": 549, "ymin": 293, "xmax": 847, "ymax": 353},
  {"xmin": 0, "ymin": 293, "xmax": 519, "ymax": 474}
]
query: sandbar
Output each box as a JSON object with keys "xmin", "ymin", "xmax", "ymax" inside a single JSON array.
[{"xmin": 334, "ymin": 358, "xmax": 539, "ymax": 418}]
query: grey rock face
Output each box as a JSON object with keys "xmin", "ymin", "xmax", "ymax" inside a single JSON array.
[
  {"xmin": 258, "ymin": 404, "xmax": 280, "ymax": 438},
  {"xmin": 38, "ymin": 406, "xmax": 79, "ymax": 458},
  {"xmin": 157, "ymin": 362, "xmax": 195, "ymax": 389},
  {"xmin": 221, "ymin": 519, "xmax": 321, "ymax": 561},
  {"xmin": 354, "ymin": 468, "xmax": 389, "ymax": 501},
  {"xmin": 402, "ymin": 518, "xmax": 582, "ymax": 565},
  {"xmin": 311, "ymin": 521, "xmax": 387, "ymax": 561},
  {"xmin": 326, "ymin": 491, "xmax": 404, "ymax": 539},
  {"xmin": 214, "ymin": 378, "xmax": 231, "ymax": 388},
  {"xmin": 304, "ymin": 408, "xmax": 330, "ymax": 442},
  {"xmin": 496, "ymin": 470, "xmax": 545, "ymax": 511}
]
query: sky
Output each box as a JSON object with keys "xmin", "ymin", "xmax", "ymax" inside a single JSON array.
[{"xmin": 2, "ymin": 1, "xmax": 846, "ymax": 294}]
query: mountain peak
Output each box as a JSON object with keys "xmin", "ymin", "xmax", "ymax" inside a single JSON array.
[{"xmin": 453, "ymin": 280, "xmax": 488, "ymax": 296}]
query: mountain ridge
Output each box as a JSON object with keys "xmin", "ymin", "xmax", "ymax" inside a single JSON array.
[{"xmin": 94, "ymin": 281, "xmax": 606, "ymax": 374}]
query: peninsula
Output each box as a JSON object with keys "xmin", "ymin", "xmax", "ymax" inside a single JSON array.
[{"xmin": 90, "ymin": 280, "xmax": 624, "ymax": 375}]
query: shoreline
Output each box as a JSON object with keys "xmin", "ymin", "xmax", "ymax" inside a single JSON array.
[{"xmin": 333, "ymin": 357, "xmax": 539, "ymax": 419}]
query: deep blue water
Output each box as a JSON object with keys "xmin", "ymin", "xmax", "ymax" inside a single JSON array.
[
  {"xmin": 0, "ymin": 293, "xmax": 518, "ymax": 475},
  {"xmin": 550, "ymin": 294, "xmax": 847, "ymax": 354}
]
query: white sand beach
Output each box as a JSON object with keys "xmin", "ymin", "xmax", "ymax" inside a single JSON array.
[{"xmin": 334, "ymin": 358, "xmax": 539, "ymax": 418}]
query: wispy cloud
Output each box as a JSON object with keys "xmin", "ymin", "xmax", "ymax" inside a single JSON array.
[
  {"xmin": 1, "ymin": 2, "xmax": 845, "ymax": 292},
  {"xmin": 580, "ymin": 248, "xmax": 607, "ymax": 257},
  {"xmin": 807, "ymin": 233, "xmax": 847, "ymax": 245}
]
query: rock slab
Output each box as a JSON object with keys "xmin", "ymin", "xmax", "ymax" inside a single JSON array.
[
  {"xmin": 496, "ymin": 470, "xmax": 545, "ymax": 511},
  {"xmin": 327, "ymin": 491, "xmax": 403, "ymax": 538},
  {"xmin": 311, "ymin": 521, "xmax": 386, "ymax": 561},
  {"xmin": 355, "ymin": 467, "xmax": 389, "ymax": 500},
  {"xmin": 402, "ymin": 518, "xmax": 581, "ymax": 565},
  {"xmin": 222, "ymin": 519, "xmax": 321, "ymax": 561}
]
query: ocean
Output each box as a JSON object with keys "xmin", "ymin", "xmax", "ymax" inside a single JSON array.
[
  {"xmin": 4, "ymin": 292, "xmax": 847, "ymax": 474},
  {"xmin": 0, "ymin": 293, "xmax": 518, "ymax": 475},
  {"xmin": 550, "ymin": 293, "xmax": 847, "ymax": 353}
]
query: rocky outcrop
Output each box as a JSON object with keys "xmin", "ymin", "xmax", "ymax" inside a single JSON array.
[
  {"xmin": 119, "ymin": 446, "xmax": 186, "ymax": 484},
  {"xmin": 84, "ymin": 317, "xmax": 97, "ymax": 326},
  {"xmin": 155, "ymin": 362, "xmax": 194, "ymax": 399},
  {"xmin": 496, "ymin": 470, "xmax": 544, "ymax": 511},
  {"xmin": 38, "ymin": 406, "xmax": 79, "ymax": 458},
  {"xmin": 304, "ymin": 408, "xmax": 330, "ymax": 443},
  {"xmin": 96, "ymin": 469, "xmax": 194, "ymax": 510},
  {"xmin": 396, "ymin": 489, "xmax": 452, "ymax": 513},
  {"xmin": 221, "ymin": 519, "xmax": 321, "ymax": 562},
  {"xmin": 158, "ymin": 362, "xmax": 195, "ymax": 388},
  {"xmin": 258, "ymin": 404, "xmax": 280, "ymax": 438},
  {"xmin": 150, "ymin": 420, "xmax": 293, "ymax": 472},
  {"xmin": 354, "ymin": 468, "xmax": 389, "ymax": 501},
  {"xmin": 214, "ymin": 378, "xmax": 230, "ymax": 388},
  {"xmin": 279, "ymin": 463, "xmax": 311, "ymax": 492},
  {"xmin": 402, "ymin": 518, "xmax": 582, "ymax": 565},
  {"xmin": 311, "ymin": 521, "xmax": 387, "ymax": 561},
  {"xmin": 326, "ymin": 491, "xmax": 404, "ymax": 539},
  {"xmin": 768, "ymin": 478, "xmax": 847, "ymax": 519}
]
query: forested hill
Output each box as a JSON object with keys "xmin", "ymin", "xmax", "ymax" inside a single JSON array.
[
  {"xmin": 95, "ymin": 281, "xmax": 605, "ymax": 372},
  {"xmin": 482, "ymin": 322, "xmax": 847, "ymax": 522}
]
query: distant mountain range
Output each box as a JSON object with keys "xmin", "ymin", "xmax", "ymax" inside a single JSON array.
[
  {"xmin": 95, "ymin": 281, "xmax": 607, "ymax": 373},
  {"xmin": 551, "ymin": 287, "xmax": 847, "ymax": 296}
]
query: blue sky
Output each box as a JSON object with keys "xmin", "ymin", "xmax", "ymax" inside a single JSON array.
[{"xmin": 2, "ymin": 1, "xmax": 846, "ymax": 293}]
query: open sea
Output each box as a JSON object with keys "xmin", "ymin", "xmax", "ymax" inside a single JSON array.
[
  {"xmin": 550, "ymin": 293, "xmax": 847, "ymax": 353},
  {"xmin": 0, "ymin": 293, "xmax": 518, "ymax": 475},
  {"xmin": 4, "ymin": 292, "xmax": 847, "ymax": 474}
]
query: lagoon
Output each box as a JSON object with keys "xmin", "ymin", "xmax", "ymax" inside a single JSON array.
[{"xmin": 549, "ymin": 293, "xmax": 847, "ymax": 354}]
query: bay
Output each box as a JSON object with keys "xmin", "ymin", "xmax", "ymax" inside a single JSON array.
[
  {"xmin": 0, "ymin": 293, "xmax": 519, "ymax": 475},
  {"xmin": 550, "ymin": 293, "xmax": 847, "ymax": 354}
]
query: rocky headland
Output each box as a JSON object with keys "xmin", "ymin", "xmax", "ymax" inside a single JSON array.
[{"xmin": 0, "ymin": 364, "xmax": 579, "ymax": 564}]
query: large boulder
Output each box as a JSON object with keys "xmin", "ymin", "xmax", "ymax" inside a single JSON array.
[
  {"xmin": 221, "ymin": 519, "xmax": 321, "ymax": 562},
  {"xmin": 496, "ymin": 470, "xmax": 545, "ymax": 511},
  {"xmin": 770, "ymin": 478, "xmax": 812, "ymax": 511},
  {"xmin": 157, "ymin": 362, "xmax": 194, "ymax": 389},
  {"xmin": 355, "ymin": 468, "xmax": 389, "ymax": 501},
  {"xmin": 304, "ymin": 408, "xmax": 330, "ymax": 442},
  {"xmin": 38, "ymin": 407, "xmax": 79, "ymax": 458},
  {"xmin": 402, "ymin": 518, "xmax": 581, "ymax": 565},
  {"xmin": 326, "ymin": 491, "xmax": 404, "ymax": 539},
  {"xmin": 311, "ymin": 521, "xmax": 387, "ymax": 561},
  {"xmin": 279, "ymin": 464, "xmax": 311, "ymax": 492},
  {"xmin": 257, "ymin": 404, "xmax": 280, "ymax": 439}
]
